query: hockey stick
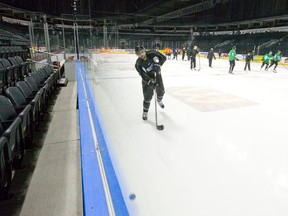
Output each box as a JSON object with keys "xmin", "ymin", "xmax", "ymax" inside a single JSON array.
[
  {"xmin": 154, "ymin": 87, "xmax": 164, "ymax": 130},
  {"xmin": 281, "ymin": 64, "xmax": 288, "ymax": 71},
  {"xmin": 197, "ymin": 53, "xmax": 201, "ymax": 71}
]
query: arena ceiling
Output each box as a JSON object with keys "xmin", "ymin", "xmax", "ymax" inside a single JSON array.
[{"xmin": 0, "ymin": 0, "xmax": 288, "ymax": 34}]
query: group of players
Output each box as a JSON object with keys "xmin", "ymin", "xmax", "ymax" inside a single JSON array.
[
  {"xmin": 165, "ymin": 45, "xmax": 282, "ymax": 74},
  {"xmin": 134, "ymin": 45, "xmax": 283, "ymax": 121},
  {"xmin": 259, "ymin": 50, "xmax": 282, "ymax": 72},
  {"xmin": 228, "ymin": 46, "xmax": 282, "ymax": 74}
]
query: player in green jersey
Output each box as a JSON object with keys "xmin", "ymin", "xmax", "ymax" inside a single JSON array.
[{"xmin": 268, "ymin": 50, "xmax": 282, "ymax": 72}]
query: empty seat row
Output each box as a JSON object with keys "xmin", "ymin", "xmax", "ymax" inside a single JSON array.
[
  {"xmin": 0, "ymin": 136, "xmax": 12, "ymax": 197},
  {"xmin": 0, "ymin": 96, "xmax": 29, "ymax": 199},
  {"xmin": 0, "ymin": 46, "xmax": 28, "ymax": 60},
  {"xmin": 0, "ymin": 55, "xmax": 33, "ymax": 94},
  {"xmin": 0, "ymin": 64, "xmax": 60, "ymax": 199}
]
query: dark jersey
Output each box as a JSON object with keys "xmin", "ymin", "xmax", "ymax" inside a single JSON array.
[
  {"xmin": 207, "ymin": 51, "xmax": 215, "ymax": 59},
  {"xmin": 189, "ymin": 49, "xmax": 199, "ymax": 59},
  {"xmin": 135, "ymin": 50, "xmax": 166, "ymax": 82},
  {"xmin": 245, "ymin": 54, "xmax": 252, "ymax": 62}
]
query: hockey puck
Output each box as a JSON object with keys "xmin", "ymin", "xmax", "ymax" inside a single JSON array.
[{"xmin": 129, "ymin": 193, "xmax": 136, "ymax": 200}]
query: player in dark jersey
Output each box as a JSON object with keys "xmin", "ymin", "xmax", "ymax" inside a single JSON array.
[
  {"xmin": 135, "ymin": 46, "xmax": 166, "ymax": 120},
  {"xmin": 189, "ymin": 46, "xmax": 199, "ymax": 70},
  {"xmin": 244, "ymin": 51, "xmax": 253, "ymax": 71},
  {"xmin": 207, "ymin": 48, "xmax": 216, "ymax": 67}
]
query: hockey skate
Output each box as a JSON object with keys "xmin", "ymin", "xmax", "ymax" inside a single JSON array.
[
  {"xmin": 157, "ymin": 100, "xmax": 165, "ymax": 109},
  {"xmin": 142, "ymin": 111, "xmax": 148, "ymax": 120}
]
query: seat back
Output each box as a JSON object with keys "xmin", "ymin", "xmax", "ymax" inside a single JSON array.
[
  {"xmin": 16, "ymin": 81, "xmax": 41, "ymax": 127},
  {"xmin": 16, "ymin": 81, "xmax": 33, "ymax": 98},
  {"xmin": 8, "ymin": 57, "xmax": 22, "ymax": 81},
  {"xmin": 0, "ymin": 95, "xmax": 17, "ymax": 122},
  {"xmin": 0, "ymin": 47, "xmax": 8, "ymax": 59},
  {"xmin": 38, "ymin": 68, "xmax": 49, "ymax": 79},
  {"xmin": 0, "ymin": 47, "xmax": 5, "ymax": 58},
  {"xmin": 14, "ymin": 56, "xmax": 24, "ymax": 64},
  {"xmin": 14, "ymin": 56, "xmax": 28, "ymax": 77},
  {"xmin": 0, "ymin": 93, "xmax": 30, "ymax": 153},
  {"xmin": 0, "ymin": 136, "xmax": 10, "ymax": 194},
  {"xmin": 0, "ymin": 122, "xmax": 4, "ymax": 136},
  {"xmin": 24, "ymin": 77, "xmax": 39, "ymax": 92},
  {"xmin": 0, "ymin": 137, "xmax": 6, "ymax": 178},
  {"xmin": 2, "ymin": 116, "xmax": 24, "ymax": 167},
  {"xmin": 0, "ymin": 63, "xmax": 6, "ymax": 92},
  {"xmin": 43, "ymin": 65, "xmax": 53, "ymax": 75},
  {"xmin": 5, "ymin": 87, "xmax": 27, "ymax": 107},
  {"xmin": 24, "ymin": 76, "xmax": 47, "ymax": 112},
  {"xmin": 0, "ymin": 58, "xmax": 15, "ymax": 86},
  {"xmin": 30, "ymin": 72, "xmax": 42, "ymax": 86}
]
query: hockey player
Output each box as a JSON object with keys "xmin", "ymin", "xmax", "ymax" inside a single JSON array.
[
  {"xmin": 172, "ymin": 48, "xmax": 178, "ymax": 60},
  {"xmin": 268, "ymin": 50, "xmax": 282, "ymax": 72},
  {"xmin": 135, "ymin": 45, "xmax": 166, "ymax": 120},
  {"xmin": 228, "ymin": 46, "xmax": 238, "ymax": 74},
  {"xmin": 190, "ymin": 46, "xmax": 199, "ymax": 70},
  {"xmin": 244, "ymin": 51, "xmax": 253, "ymax": 71},
  {"xmin": 260, "ymin": 51, "xmax": 273, "ymax": 71},
  {"xmin": 207, "ymin": 48, "xmax": 216, "ymax": 67},
  {"xmin": 181, "ymin": 47, "xmax": 186, "ymax": 61},
  {"xmin": 218, "ymin": 49, "xmax": 222, "ymax": 58}
]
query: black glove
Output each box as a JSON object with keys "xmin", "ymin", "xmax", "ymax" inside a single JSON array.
[
  {"xmin": 147, "ymin": 79, "xmax": 156, "ymax": 88},
  {"xmin": 153, "ymin": 65, "xmax": 161, "ymax": 74}
]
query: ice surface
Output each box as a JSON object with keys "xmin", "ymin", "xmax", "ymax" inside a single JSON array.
[{"xmin": 89, "ymin": 53, "xmax": 288, "ymax": 216}]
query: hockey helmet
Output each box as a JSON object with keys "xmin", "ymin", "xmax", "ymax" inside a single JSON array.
[
  {"xmin": 232, "ymin": 46, "xmax": 236, "ymax": 50},
  {"xmin": 135, "ymin": 45, "xmax": 145, "ymax": 54}
]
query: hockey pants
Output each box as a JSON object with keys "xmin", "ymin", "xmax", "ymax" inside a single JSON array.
[
  {"xmin": 244, "ymin": 62, "xmax": 250, "ymax": 71},
  {"xmin": 261, "ymin": 62, "xmax": 269, "ymax": 70},
  {"xmin": 190, "ymin": 58, "xmax": 196, "ymax": 69},
  {"xmin": 142, "ymin": 77, "xmax": 165, "ymax": 112},
  {"xmin": 208, "ymin": 58, "xmax": 213, "ymax": 67},
  {"xmin": 229, "ymin": 60, "xmax": 235, "ymax": 72},
  {"xmin": 269, "ymin": 60, "xmax": 278, "ymax": 70}
]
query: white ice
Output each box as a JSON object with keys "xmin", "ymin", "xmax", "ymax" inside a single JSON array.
[{"xmin": 89, "ymin": 53, "xmax": 288, "ymax": 216}]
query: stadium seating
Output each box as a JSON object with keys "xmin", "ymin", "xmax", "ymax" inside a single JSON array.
[
  {"xmin": 4, "ymin": 87, "xmax": 37, "ymax": 145},
  {"xmin": 0, "ymin": 136, "xmax": 12, "ymax": 199},
  {"xmin": 8, "ymin": 57, "xmax": 23, "ymax": 81},
  {"xmin": 0, "ymin": 23, "xmax": 63, "ymax": 201},
  {"xmin": 24, "ymin": 76, "xmax": 48, "ymax": 117},
  {"xmin": 0, "ymin": 96, "xmax": 25, "ymax": 169},
  {"xmin": 14, "ymin": 56, "xmax": 30, "ymax": 77},
  {"xmin": 0, "ymin": 63, "xmax": 5, "ymax": 94},
  {"xmin": 0, "ymin": 58, "xmax": 15, "ymax": 87},
  {"xmin": 16, "ymin": 81, "xmax": 41, "ymax": 127}
]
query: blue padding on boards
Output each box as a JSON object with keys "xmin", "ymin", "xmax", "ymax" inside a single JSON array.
[
  {"xmin": 88, "ymin": 100, "xmax": 129, "ymax": 216},
  {"xmin": 77, "ymin": 62, "xmax": 109, "ymax": 216},
  {"xmin": 77, "ymin": 61, "xmax": 129, "ymax": 216},
  {"xmin": 76, "ymin": 67, "xmax": 85, "ymax": 99},
  {"xmin": 78, "ymin": 100, "xmax": 109, "ymax": 216}
]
